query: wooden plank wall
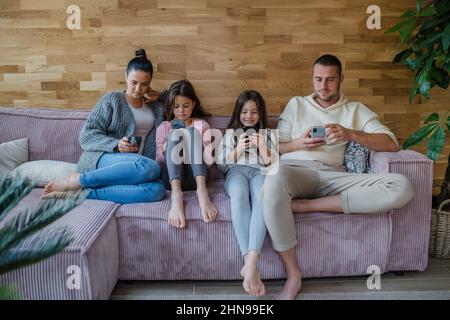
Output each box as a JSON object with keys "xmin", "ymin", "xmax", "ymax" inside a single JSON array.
[{"xmin": 0, "ymin": 0, "xmax": 449, "ymax": 194}]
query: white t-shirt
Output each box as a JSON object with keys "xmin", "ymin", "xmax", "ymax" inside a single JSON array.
[
  {"xmin": 278, "ymin": 93, "xmax": 398, "ymax": 168},
  {"xmin": 128, "ymin": 102, "xmax": 155, "ymax": 154}
]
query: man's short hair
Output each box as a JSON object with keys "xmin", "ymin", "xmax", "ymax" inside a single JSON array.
[{"xmin": 313, "ymin": 54, "xmax": 342, "ymax": 76}]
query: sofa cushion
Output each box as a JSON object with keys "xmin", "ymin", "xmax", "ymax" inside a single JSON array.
[
  {"xmin": 9, "ymin": 160, "xmax": 77, "ymax": 187},
  {"xmin": 0, "ymin": 189, "xmax": 120, "ymax": 300},
  {"xmin": 0, "ymin": 138, "xmax": 29, "ymax": 176},
  {"xmin": 116, "ymin": 180, "xmax": 393, "ymax": 280}
]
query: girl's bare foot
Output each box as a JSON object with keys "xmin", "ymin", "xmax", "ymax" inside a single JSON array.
[
  {"xmin": 43, "ymin": 172, "xmax": 81, "ymax": 195},
  {"xmin": 241, "ymin": 264, "xmax": 265, "ymax": 296},
  {"xmin": 168, "ymin": 191, "xmax": 186, "ymax": 228},
  {"xmin": 275, "ymin": 271, "xmax": 302, "ymax": 300},
  {"xmin": 197, "ymin": 190, "xmax": 218, "ymax": 223}
]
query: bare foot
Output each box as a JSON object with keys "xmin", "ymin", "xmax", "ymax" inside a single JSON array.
[
  {"xmin": 43, "ymin": 172, "xmax": 81, "ymax": 195},
  {"xmin": 168, "ymin": 191, "xmax": 186, "ymax": 228},
  {"xmin": 41, "ymin": 190, "xmax": 76, "ymax": 199},
  {"xmin": 241, "ymin": 264, "xmax": 265, "ymax": 296},
  {"xmin": 291, "ymin": 199, "xmax": 311, "ymax": 213},
  {"xmin": 275, "ymin": 271, "xmax": 302, "ymax": 300},
  {"xmin": 197, "ymin": 190, "xmax": 218, "ymax": 223}
]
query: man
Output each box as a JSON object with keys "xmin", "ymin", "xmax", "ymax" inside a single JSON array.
[{"xmin": 263, "ymin": 54, "xmax": 414, "ymax": 300}]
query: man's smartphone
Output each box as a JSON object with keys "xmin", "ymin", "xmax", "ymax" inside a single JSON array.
[
  {"xmin": 127, "ymin": 135, "xmax": 142, "ymax": 148},
  {"xmin": 310, "ymin": 126, "xmax": 326, "ymax": 139}
]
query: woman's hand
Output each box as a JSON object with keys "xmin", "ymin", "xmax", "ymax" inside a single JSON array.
[
  {"xmin": 118, "ymin": 137, "xmax": 139, "ymax": 153},
  {"xmin": 145, "ymin": 87, "xmax": 162, "ymax": 103}
]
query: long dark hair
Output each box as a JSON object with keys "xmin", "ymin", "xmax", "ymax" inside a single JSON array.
[
  {"xmin": 227, "ymin": 90, "xmax": 268, "ymax": 129},
  {"xmin": 164, "ymin": 79, "xmax": 210, "ymax": 121},
  {"xmin": 126, "ymin": 49, "xmax": 154, "ymax": 77}
]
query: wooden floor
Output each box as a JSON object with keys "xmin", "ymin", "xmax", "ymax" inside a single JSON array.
[{"xmin": 110, "ymin": 257, "xmax": 450, "ymax": 300}]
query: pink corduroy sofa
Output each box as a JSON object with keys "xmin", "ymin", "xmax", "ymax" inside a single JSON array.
[{"xmin": 0, "ymin": 106, "xmax": 433, "ymax": 299}]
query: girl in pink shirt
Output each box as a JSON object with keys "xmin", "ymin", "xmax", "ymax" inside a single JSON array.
[{"xmin": 156, "ymin": 80, "xmax": 218, "ymax": 228}]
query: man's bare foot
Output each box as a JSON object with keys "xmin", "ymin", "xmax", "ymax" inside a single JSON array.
[
  {"xmin": 275, "ymin": 271, "xmax": 302, "ymax": 300},
  {"xmin": 43, "ymin": 172, "xmax": 81, "ymax": 195},
  {"xmin": 241, "ymin": 264, "xmax": 265, "ymax": 296},
  {"xmin": 291, "ymin": 199, "xmax": 312, "ymax": 213},
  {"xmin": 197, "ymin": 190, "xmax": 217, "ymax": 223},
  {"xmin": 168, "ymin": 191, "xmax": 186, "ymax": 228}
]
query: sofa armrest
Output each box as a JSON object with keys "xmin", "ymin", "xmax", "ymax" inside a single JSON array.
[
  {"xmin": 370, "ymin": 150, "xmax": 434, "ymax": 272},
  {"xmin": 370, "ymin": 150, "xmax": 433, "ymax": 175}
]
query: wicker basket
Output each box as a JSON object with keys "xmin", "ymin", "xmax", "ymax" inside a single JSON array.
[{"xmin": 429, "ymin": 199, "xmax": 450, "ymax": 259}]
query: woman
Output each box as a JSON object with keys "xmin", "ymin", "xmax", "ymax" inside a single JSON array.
[{"xmin": 42, "ymin": 49, "xmax": 166, "ymax": 204}]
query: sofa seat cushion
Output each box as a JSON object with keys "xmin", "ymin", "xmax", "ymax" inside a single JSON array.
[
  {"xmin": 0, "ymin": 189, "xmax": 120, "ymax": 300},
  {"xmin": 116, "ymin": 180, "xmax": 393, "ymax": 280}
]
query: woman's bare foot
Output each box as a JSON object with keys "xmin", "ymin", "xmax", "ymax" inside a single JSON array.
[
  {"xmin": 241, "ymin": 264, "xmax": 265, "ymax": 296},
  {"xmin": 43, "ymin": 172, "xmax": 81, "ymax": 195},
  {"xmin": 275, "ymin": 271, "xmax": 302, "ymax": 300},
  {"xmin": 41, "ymin": 190, "xmax": 76, "ymax": 199},
  {"xmin": 197, "ymin": 189, "xmax": 218, "ymax": 223},
  {"xmin": 168, "ymin": 191, "xmax": 186, "ymax": 228}
]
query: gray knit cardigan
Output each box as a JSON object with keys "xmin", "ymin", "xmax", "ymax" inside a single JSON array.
[{"xmin": 77, "ymin": 91, "xmax": 164, "ymax": 173}]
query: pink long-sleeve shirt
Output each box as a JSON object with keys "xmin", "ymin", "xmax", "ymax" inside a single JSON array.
[{"xmin": 155, "ymin": 118, "xmax": 212, "ymax": 167}]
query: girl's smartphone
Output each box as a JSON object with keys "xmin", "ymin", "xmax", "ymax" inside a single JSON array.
[{"xmin": 172, "ymin": 119, "xmax": 185, "ymax": 129}]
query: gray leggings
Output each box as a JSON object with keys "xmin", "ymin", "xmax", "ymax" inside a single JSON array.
[
  {"xmin": 162, "ymin": 127, "xmax": 206, "ymax": 191},
  {"xmin": 225, "ymin": 166, "xmax": 267, "ymax": 256}
]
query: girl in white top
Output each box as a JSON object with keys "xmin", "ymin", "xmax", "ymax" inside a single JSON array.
[{"xmin": 217, "ymin": 90, "xmax": 277, "ymax": 297}]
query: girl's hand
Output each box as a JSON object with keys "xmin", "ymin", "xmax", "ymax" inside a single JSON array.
[
  {"xmin": 249, "ymin": 133, "xmax": 266, "ymax": 150},
  {"xmin": 236, "ymin": 134, "xmax": 250, "ymax": 153},
  {"xmin": 118, "ymin": 137, "xmax": 139, "ymax": 153},
  {"xmin": 163, "ymin": 141, "xmax": 167, "ymax": 155}
]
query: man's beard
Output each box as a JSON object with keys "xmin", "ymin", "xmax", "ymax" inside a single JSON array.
[{"xmin": 315, "ymin": 89, "xmax": 340, "ymax": 103}]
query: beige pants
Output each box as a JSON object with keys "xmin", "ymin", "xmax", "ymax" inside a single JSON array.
[{"xmin": 262, "ymin": 160, "xmax": 414, "ymax": 252}]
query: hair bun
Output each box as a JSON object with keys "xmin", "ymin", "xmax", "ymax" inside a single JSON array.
[{"xmin": 135, "ymin": 49, "xmax": 147, "ymax": 59}]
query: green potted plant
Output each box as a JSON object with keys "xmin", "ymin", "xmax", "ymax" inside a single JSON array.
[
  {"xmin": 385, "ymin": 0, "xmax": 450, "ymax": 204},
  {"xmin": 0, "ymin": 176, "xmax": 83, "ymax": 299}
]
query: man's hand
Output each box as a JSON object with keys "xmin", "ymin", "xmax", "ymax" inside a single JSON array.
[
  {"xmin": 118, "ymin": 137, "xmax": 139, "ymax": 153},
  {"xmin": 296, "ymin": 128, "xmax": 326, "ymax": 150},
  {"xmin": 279, "ymin": 128, "xmax": 326, "ymax": 155},
  {"xmin": 324, "ymin": 123, "xmax": 354, "ymax": 144}
]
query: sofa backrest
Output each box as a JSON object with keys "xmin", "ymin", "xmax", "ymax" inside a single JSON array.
[
  {"xmin": 0, "ymin": 107, "xmax": 279, "ymax": 168},
  {"xmin": 0, "ymin": 107, "xmax": 89, "ymax": 163}
]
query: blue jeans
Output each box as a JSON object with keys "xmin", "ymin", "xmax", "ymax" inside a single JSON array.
[
  {"xmin": 224, "ymin": 165, "xmax": 267, "ymax": 256},
  {"xmin": 80, "ymin": 153, "xmax": 166, "ymax": 204}
]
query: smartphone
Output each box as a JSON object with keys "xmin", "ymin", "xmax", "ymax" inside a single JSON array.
[
  {"xmin": 127, "ymin": 135, "xmax": 142, "ymax": 147},
  {"xmin": 243, "ymin": 125, "xmax": 259, "ymax": 133},
  {"xmin": 172, "ymin": 119, "xmax": 185, "ymax": 130},
  {"xmin": 310, "ymin": 126, "xmax": 326, "ymax": 139}
]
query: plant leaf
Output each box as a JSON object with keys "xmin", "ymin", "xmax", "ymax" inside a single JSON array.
[
  {"xmin": 402, "ymin": 9, "xmax": 417, "ymax": 19},
  {"xmin": 427, "ymin": 126, "xmax": 446, "ymax": 161},
  {"xmin": 425, "ymin": 112, "xmax": 440, "ymax": 123},
  {"xmin": 430, "ymin": 65, "xmax": 450, "ymax": 89},
  {"xmin": 0, "ymin": 228, "xmax": 72, "ymax": 275},
  {"xmin": 416, "ymin": 0, "xmax": 422, "ymax": 13},
  {"xmin": 442, "ymin": 23, "xmax": 450, "ymax": 50},
  {"xmin": 420, "ymin": 6, "xmax": 437, "ymax": 16},
  {"xmin": 385, "ymin": 20, "xmax": 410, "ymax": 34},
  {"xmin": 0, "ymin": 284, "xmax": 19, "ymax": 300},
  {"xmin": 393, "ymin": 49, "xmax": 412, "ymax": 63},
  {"xmin": 400, "ymin": 19, "xmax": 417, "ymax": 42},
  {"xmin": 403, "ymin": 123, "xmax": 437, "ymax": 149}
]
